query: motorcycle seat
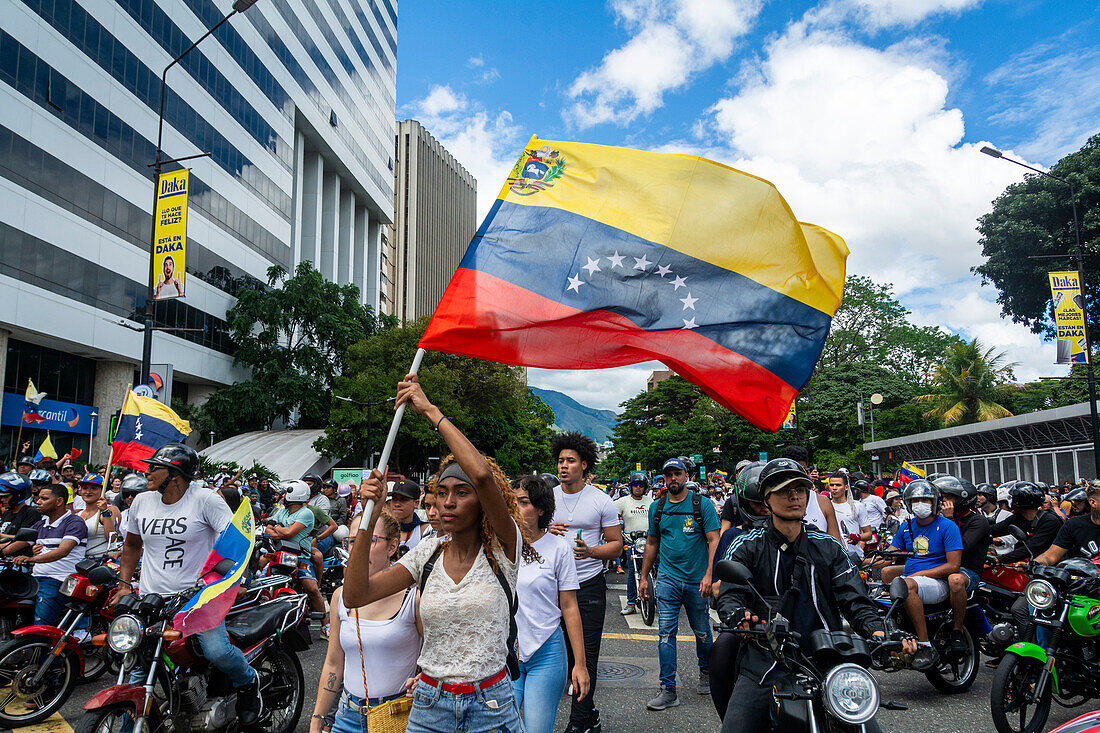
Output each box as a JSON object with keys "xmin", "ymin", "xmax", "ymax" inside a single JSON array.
[{"xmin": 226, "ymin": 600, "xmax": 298, "ymax": 647}]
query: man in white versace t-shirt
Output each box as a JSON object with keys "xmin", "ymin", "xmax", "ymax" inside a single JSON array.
[
  {"xmin": 548, "ymin": 432, "xmax": 623, "ymax": 733},
  {"xmin": 114, "ymin": 443, "xmax": 263, "ymax": 726}
]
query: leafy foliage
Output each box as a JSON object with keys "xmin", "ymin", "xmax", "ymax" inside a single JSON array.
[
  {"xmin": 913, "ymin": 339, "xmax": 1025, "ymax": 425},
  {"xmin": 973, "ymin": 133, "xmax": 1100, "ymax": 337},
  {"xmin": 314, "ymin": 319, "xmax": 556, "ymax": 476}
]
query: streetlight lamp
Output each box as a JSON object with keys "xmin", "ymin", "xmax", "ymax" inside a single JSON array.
[
  {"xmin": 89, "ymin": 411, "xmax": 97, "ymax": 461},
  {"xmin": 980, "ymin": 145, "xmax": 1100, "ymax": 476},
  {"xmin": 335, "ymin": 396, "xmax": 396, "ymax": 469},
  {"xmin": 141, "ymin": 0, "xmax": 263, "ymax": 385}
]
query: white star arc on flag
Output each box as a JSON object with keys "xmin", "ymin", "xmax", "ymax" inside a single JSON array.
[
  {"xmin": 670, "ymin": 275, "xmax": 688, "ymax": 290},
  {"xmin": 633, "ymin": 255, "xmax": 651, "ymax": 270},
  {"xmin": 607, "ymin": 252, "xmax": 625, "ymax": 268},
  {"xmin": 582, "ymin": 257, "xmax": 601, "ymax": 275},
  {"xmin": 680, "ymin": 292, "xmax": 698, "ymax": 310},
  {"xmin": 566, "ymin": 274, "xmax": 584, "ymax": 293},
  {"xmin": 655, "ymin": 264, "xmax": 672, "ymax": 277},
  {"xmin": 682, "ymin": 317, "xmax": 698, "ymax": 329}
]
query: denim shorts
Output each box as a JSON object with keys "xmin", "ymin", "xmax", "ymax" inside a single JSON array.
[
  {"xmin": 407, "ymin": 675, "xmax": 523, "ymax": 733},
  {"xmin": 297, "ymin": 559, "xmax": 316, "ymax": 580}
]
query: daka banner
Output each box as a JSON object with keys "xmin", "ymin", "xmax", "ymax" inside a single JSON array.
[
  {"xmin": 153, "ymin": 168, "xmax": 189, "ymax": 301},
  {"xmin": 1049, "ymin": 270, "xmax": 1088, "ymax": 364},
  {"xmin": 782, "ymin": 401, "xmax": 797, "ymax": 429},
  {"xmin": 419, "ymin": 137, "xmax": 848, "ymax": 431}
]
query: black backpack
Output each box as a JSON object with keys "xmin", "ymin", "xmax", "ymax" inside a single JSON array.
[
  {"xmin": 652, "ymin": 490, "xmax": 705, "ymax": 537},
  {"xmin": 419, "ymin": 544, "xmax": 520, "ymax": 680}
]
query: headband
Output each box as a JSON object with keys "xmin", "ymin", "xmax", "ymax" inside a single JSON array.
[{"xmin": 438, "ymin": 462, "xmax": 473, "ymax": 486}]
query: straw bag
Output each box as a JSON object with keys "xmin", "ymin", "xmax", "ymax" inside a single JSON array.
[{"xmin": 354, "ymin": 607, "xmax": 410, "ymax": 733}]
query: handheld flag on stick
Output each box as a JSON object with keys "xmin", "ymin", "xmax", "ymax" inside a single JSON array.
[
  {"xmin": 110, "ymin": 390, "xmax": 191, "ymax": 472},
  {"xmin": 24, "ymin": 380, "xmax": 45, "ymax": 405},
  {"xmin": 34, "ymin": 434, "xmax": 58, "ymax": 462},
  {"xmin": 898, "ymin": 462, "xmax": 925, "ymax": 484},
  {"xmin": 419, "ymin": 138, "xmax": 848, "ymax": 431},
  {"xmin": 173, "ymin": 500, "xmax": 255, "ymax": 636}
]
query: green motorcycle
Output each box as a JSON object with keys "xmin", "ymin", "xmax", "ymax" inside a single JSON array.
[{"xmin": 990, "ymin": 558, "xmax": 1100, "ymax": 733}]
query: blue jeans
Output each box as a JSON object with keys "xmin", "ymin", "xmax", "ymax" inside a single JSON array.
[
  {"xmin": 625, "ymin": 552, "xmax": 638, "ymax": 606},
  {"xmin": 317, "ymin": 536, "xmax": 336, "ymax": 555},
  {"xmin": 656, "ymin": 574, "xmax": 713, "ymax": 692},
  {"xmin": 407, "ymin": 675, "xmax": 523, "ymax": 733},
  {"xmin": 34, "ymin": 577, "xmax": 65, "ymax": 626},
  {"xmin": 513, "ymin": 627, "xmax": 567, "ymax": 733},
  {"xmin": 128, "ymin": 622, "xmax": 256, "ymax": 689}
]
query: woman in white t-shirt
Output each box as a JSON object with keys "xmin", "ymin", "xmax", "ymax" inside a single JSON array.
[
  {"xmin": 512, "ymin": 475, "xmax": 589, "ymax": 733},
  {"xmin": 344, "ymin": 374, "xmax": 536, "ymax": 733},
  {"xmin": 309, "ymin": 508, "xmax": 421, "ymax": 733}
]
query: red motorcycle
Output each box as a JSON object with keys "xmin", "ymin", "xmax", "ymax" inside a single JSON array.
[
  {"xmin": 77, "ymin": 579, "xmax": 310, "ymax": 733},
  {"xmin": 0, "ymin": 528, "xmax": 41, "ymax": 638},
  {"xmin": 0, "ymin": 558, "xmax": 120, "ymax": 726}
]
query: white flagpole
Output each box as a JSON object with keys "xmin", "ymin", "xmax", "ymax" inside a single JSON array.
[{"xmin": 357, "ymin": 348, "xmax": 427, "ymax": 529}]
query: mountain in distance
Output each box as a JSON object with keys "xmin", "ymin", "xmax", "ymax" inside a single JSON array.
[{"xmin": 530, "ymin": 387, "xmax": 618, "ymax": 443}]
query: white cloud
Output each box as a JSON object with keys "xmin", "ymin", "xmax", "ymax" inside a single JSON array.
[
  {"xmin": 467, "ymin": 55, "xmax": 485, "ymax": 68},
  {"xmin": 984, "ymin": 36, "xmax": 1100, "ymax": 162},
  {"xmin": 407, "ymin": 86, "xmax": 523, "ymax": 219},
  {"xmin": 565, "ymin": 0, "xmax": 763, "ymax": 127},
  {"xmin": 804, "ymin": 0, "xmax": 983, "ymax": 30},
  {"xmin": 528, "ymin": 363, "xmax": 664, "ymax": 413}
]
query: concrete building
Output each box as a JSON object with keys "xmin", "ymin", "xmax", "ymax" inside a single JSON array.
[
  {"xmin": 864, "ymin": 401, "xmax": 1099, "ymax": 484},
  {"xmin": 388, "ymin": 119, "xmax": 477, "ymax": 320},
  {"xmin": 0, "ymin": 0, "xmax": 396, "ymax": 463},
  {"xmin": 647, "ymin": 370, "xmax": 674, "ymax": 391}
]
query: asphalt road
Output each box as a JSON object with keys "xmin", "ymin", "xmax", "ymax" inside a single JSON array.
[{"xmin": 40, "ymin": 572, "xmax": 1088, "ymax": 733}]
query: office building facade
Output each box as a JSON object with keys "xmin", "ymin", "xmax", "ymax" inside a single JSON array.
[
  {"xmin": 0, "ymin": 0, "xmax": 397, "ymax": 462},
  {"xmin": 388, "ymin": 119, "xmax": 476, "ymax": 320}
]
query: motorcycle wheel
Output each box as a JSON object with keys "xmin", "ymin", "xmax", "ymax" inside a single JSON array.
[
  {"xmin": 925, "ymin": 623, "xmax": 979, "ymax": 694},
  {"xmin": 990, "ymin": 654, "xmax": 1053, "ymax": 733},
  {"xmin": 81, "ymin": 618, "xmax": 110, "ymax": 682},
  {"xmin": 250, "ymin": 646, "xmax": 304, "ymax": 733},
  {"xmin": 0, "ymin": 635, "xmax": 77, "ymax": 726},
  {"xmin": 641, "ymin": 569, "xmax": 657, "ymax": 627},
  {"xmin": 74, "ymin": 702, "xmax": 137, "ymax": 733}
]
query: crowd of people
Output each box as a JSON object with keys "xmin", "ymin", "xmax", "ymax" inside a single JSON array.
[{"xmin": 2, "ymin": 374, "xmax": 1100, "ymax": 733}]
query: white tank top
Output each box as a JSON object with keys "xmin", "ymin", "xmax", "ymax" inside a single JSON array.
[
  {"xmin": 338, "ymin": 588, "xmax": 420, "ymax": 699},
  {"xmin": 84, "ymin": 512, "xmax": 111, "ymax": 556},
  {"xmin": 804, "ymin": 490, "xmax": 827, "ymax": 532}
]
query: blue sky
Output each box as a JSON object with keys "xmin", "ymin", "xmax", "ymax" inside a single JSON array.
[{"xmin": 395, "ymin": 0, "xmax": 1100, "ymax": 412}]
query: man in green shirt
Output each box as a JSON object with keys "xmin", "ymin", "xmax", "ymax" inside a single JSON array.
[
  {"xmin": 266, "ymin": 480, "xmax": 325, "ymax": 616},
  {"xmin": 639, "ymin": 457, "xmax": 721, "ymax": 710}
]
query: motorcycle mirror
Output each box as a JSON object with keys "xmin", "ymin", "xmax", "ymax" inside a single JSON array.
[
  {"xmin": 715, "ymin": 559, "xmax": 753, "ymax": 585},
  {"xmin": 13, "ymin": 528, "xmax": 37, "ymax": 543},
  {"xmin": 1006, "ymin": 525, "xmax": 1029, "ymax": 544},
  {"xmin": 87, "ymin": 565, "xmax": 119, "ymax": 585},
  {"xmin": 211, "ymin": 558, "xmax": 235, "ymax": 576},
  {"xmin": 888, "ymin": 577, "xmax": 909, "ymax": 602}
]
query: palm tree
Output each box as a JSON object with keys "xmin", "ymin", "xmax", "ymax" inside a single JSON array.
[{"xmin": 913, "ymin": 339, "xmax": 1025, "ymax": 425}]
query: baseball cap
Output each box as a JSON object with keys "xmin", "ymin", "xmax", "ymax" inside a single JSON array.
[
  {"xmin": 662, "ymin": 458, "xmax": 687, "ymax": 472},
  {"xmin": 389, "ymin": 479, "xmax": 421, "ymax": 501}
]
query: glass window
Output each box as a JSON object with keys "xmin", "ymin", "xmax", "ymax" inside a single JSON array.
[
  {"xmin": 988, "ymin": 458, "xmax": 1001, "ymax": 484},
  {"xmin": 1077, "ymin": 450, "xmax": 1094, "ymax": 480},
  {"xmin": 1018, "ymin": 455, "xmax": 1035, "ymax": 482},
  {"xmin": 973, "ymin": 460, "xmax": 986, "ymax": 484},
  {"xmin": 1056, "ymin": 452, "xmax": 1075, "ymax": 485},
  {"xmin": 1036, "ymin": 454, "xmax": 1055, "ymax": 485}
]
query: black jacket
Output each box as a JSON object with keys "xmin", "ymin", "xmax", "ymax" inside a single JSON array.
[
  {"xmin": 717, "ymin": 521, "xmax": 885, "ymax": 683},
  {"xmin": 956, "ymin": 510, "xmax": 991, "ymax": 574},
  {"xmin": 991, "ymin": 510, "xmax": 1063, "ymax": 563}
]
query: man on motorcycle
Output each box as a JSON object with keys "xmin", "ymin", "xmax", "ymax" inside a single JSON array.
[
  {"xmin": 0, "ymin": 471, "xmax": 40, "ymax": 539},
  {"xmin": 853, "ymin": 479, "xmax": 888, "ymax": 529},
  {"xmin": 1064, "ymin": 487, "xmax": 1090, "ymax": 518},
  {"xmin": 615, "ymin": 475, "xmax": 651, "ymax": 616},
  {"xmin": 267, "ymin": 479, "xmax": 327, "ymax": 617},
  {"xmin": 1032, "ymin": 483, "xmax": 1100, "ymax": 565},
  {"xmin": 113, "ymin": 443, "xmax": 264, "ymax": 726},
  {"xmin": 990, "ymin": 481, "xmax": 1063, "ymax": 563},
  {"xmin": 935, "ymin": 476, "xmax": 990, "ymax": 651},
  {"xmin": 717, "ymin": 458, "xmax": 915, "ymax": 732},
  {"xmin": 301, "ymin": 473, "xmax": 331, "ymax": 514},
  {"xmin": 880, "ymin": 480, "xmax": 964, "ymax": 658}
]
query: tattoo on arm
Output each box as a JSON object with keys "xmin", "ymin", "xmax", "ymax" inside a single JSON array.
[{"xmin": 324, "ymin": 672, "xmax": 339, "ymax": 692}]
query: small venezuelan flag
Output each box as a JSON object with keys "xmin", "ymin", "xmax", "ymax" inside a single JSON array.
[
  {"xmin": 420, "ymin": 138, "xmax": 848, "ymax": 431},
  {"xmin": 173, "ymin": 500, "xmax": 255, "ymax": 636},
  {"xmin": 898, "ymin": 462, "xmax": 925, "ymax": 484},
  {"xmin": 110, "ymin": 390, "xmax": 191, "ymax": 472}
]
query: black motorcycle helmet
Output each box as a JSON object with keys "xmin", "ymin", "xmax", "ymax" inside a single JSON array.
[
  {"xmin": 301, "ymin": 473, "xmax": 323, "ymax": 492},
  {"xmin": 925, "ymin": 472, "xmax": 947, "ymax": 483},
  {"xmin": 538, "ymin": 472, "xmax": 561, "ymax": 489},
  {"xmin": 902, "ymin": 479, "xmax": 939, "ymax": 515},
  {"xmin": 1066, "ymin": 487, "xmax": 1088, "ymax": 503},
  {"xmin": 323, "ymin": 478, "xmax": 339, "ymax": 491},
  {"xmin": 933, "ymin": 475, "xmax": 977, "ymax": 512},
  {"xmin": 758, "ymin": 458, "xmax": 811, "ymax": 497},
  {"xmin": 734, "ymin": 461, "xmax": 767, "ymax": 527},
  {"xmin": 144, "ymin": 443, "xmax": 199, "ymax": 481},
  {"xmin": 15, "ymin": 456, "xmax": 35, "ymax": 470},
  {"xmin": 120, "ymin": 473, "xmax": 148, "ymax": 497},
  {"xmin": 1009, "ymin": 481, "xmax": 1044, "ymax": 511},
  {"xmin": 975, "ymin": 482, "xmax": 996, "ymax": 503},
  {"xmin": 852, "ymin": 479, "xmax": 871, "ymax": 497}
]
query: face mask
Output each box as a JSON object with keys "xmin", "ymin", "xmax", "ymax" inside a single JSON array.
[{"xmin": 911, "ymin": 502, "xmax": 933, "ymax": 519}]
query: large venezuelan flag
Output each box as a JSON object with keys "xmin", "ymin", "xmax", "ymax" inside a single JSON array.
[
  {"xmin": 173, "ymin": 500, "xmax": 255, "ymax": 636},
  {"xmin": 110, "ymin": 390, "xmax": 191, "ymax": 472},
  {"xmin": 420, "ymin": 138, "xmax": 848, "ymax": 430}
]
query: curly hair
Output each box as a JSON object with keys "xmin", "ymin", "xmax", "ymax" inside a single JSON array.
[
  {"xmin": 435, "ymin": 454, "xmax": 539, "ymax": 570},
  {"xmin": 550, "ymin": 431, "xmax": 599, "ymax": 471}
]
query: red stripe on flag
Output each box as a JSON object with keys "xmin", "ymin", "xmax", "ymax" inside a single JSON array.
[
  {"xmin": 110, "ymin": 442, "xmax": 157, "ymax": 473},
  {"xmin": 421, "ymin": 268, "xmax": 797, "ymax": 430}
]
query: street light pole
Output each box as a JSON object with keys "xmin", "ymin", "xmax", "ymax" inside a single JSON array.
[
  {"xmin": 981, "ymin": 145, "xmax": 1100, "ymax": 476},
  {"xmin": 141, "ymin": 0, "xmax": 261, "ymax": 385}
]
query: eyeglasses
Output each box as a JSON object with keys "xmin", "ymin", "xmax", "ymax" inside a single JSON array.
[{"xmin": 769, "ymin": 487, "xmax": 809, "ymax": 500}]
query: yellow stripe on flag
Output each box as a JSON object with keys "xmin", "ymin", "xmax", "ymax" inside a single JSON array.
[
  {"xmin": 121, "ymin": 390, "xmax": 192, "ymax": 436},
  {"xmin": 498, "ymin": 137, "xmax": 847, "ymax": 316}
]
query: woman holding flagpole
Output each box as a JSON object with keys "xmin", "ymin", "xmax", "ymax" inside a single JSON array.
[{"xmin": 343, "ymin": 373, "xmax": 536, "ymax": 733}]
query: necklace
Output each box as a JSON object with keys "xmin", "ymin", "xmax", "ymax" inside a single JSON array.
[{"xmin": 561, "ymin": 488, "xmax": 584, "ymax": 521}]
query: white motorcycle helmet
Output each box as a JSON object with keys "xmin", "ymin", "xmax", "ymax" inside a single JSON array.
[{"xmin": 283, "ymin": 479, "xmax": 311, "ymax": 503}]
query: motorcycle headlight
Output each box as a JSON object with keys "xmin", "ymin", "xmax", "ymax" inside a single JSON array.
[
  {"xmin": 60, "ymin": 575, "xmax": 80, "ymax": 597},
  {"xmin": 1026, "ymin": 579, "xmax": 1057, "ymax": 610},
  {"xmin": 823, "ymin": 663, "xmax": 880, "ymax": 725},
  {"xmin": 108, "ymin": 614, "xmax": 143, "ymax": 653}
]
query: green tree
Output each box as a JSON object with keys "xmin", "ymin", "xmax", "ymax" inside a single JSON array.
[
  {"xmin": 207, "ymin": 263, "xmax": 389, "ymax": 434},
  {"xmin": 314, "ymin": 319, "xmax": 555, "ymax": 476},
  {"xmin": 914, "ymin": 339, "xmax": 1025, "ymax": 425},
  {"xmin": 973, "ymin": 133, "xmax": 1100, "ymax": 338}
]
